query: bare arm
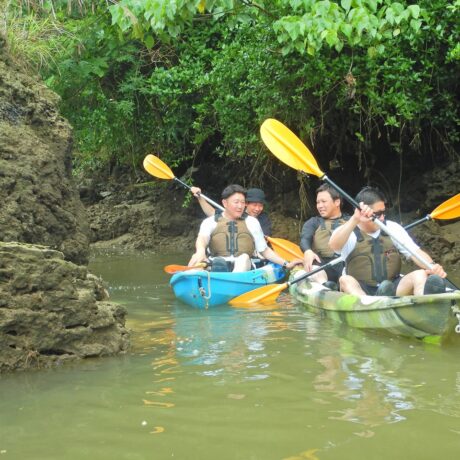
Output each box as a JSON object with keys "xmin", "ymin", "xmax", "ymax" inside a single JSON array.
[
  {"xmin": 260, "ymin": 247, "xmax": 303, "ymax": 270},
  {"xmin": 190, "ymin": 186, "xmax": 216, "ymax": 217},
  {"xmin": 188, "ymin": 234, "xmax": 210, "ymax": 266},
  {"xmin": 329, "ymin": 208, "xmax": 361, "ymax": 252},
  {"xmin": 410, "ymin": 248, "xmax": 446, "ymax": 277}
]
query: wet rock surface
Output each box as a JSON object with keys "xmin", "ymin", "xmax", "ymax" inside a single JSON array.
[
  {"xmin": 0, "ymin": 242, "xmax": 129, "ymax": 372},
  {"xmin": 0, "ymin": 36, "xmax": 89, "ymax": 265},
  {"xmin": 0, "ymin": 38, "xmax": 129, "ymax": 372}
]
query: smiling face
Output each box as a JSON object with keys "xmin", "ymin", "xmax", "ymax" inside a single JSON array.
[
  {"xmin": 222, "ymin": 192, "xmax": 246, "ymax": 220},
  {"xmin": 246, "ymin": 201, "xmax": 264, "ymax": 218},
  {"xmin": 316, "ymin": 191, "xmax": 341, "ymax": 219}
]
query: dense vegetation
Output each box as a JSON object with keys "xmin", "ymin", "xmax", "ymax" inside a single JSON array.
[{"xmin": 2, "ymin": 1, "xmax": 459, "ymax": 193}]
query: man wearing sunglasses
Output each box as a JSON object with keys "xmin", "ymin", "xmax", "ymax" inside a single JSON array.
[{"xmin": 329, "ymin": 186, "xmax": 447, "ymax": 296}]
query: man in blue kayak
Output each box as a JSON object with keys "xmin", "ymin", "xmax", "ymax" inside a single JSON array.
[
  {"xmin": 190, "ymin": 186, "xmax": 272, "ymax": 236},
  {"xmin": 329, "ymin": 186, "xmax": 447, "ymax": 296},
  {"xmin": 188, "ymin": 184, "xmax": 300, "ymax": 272},
  {"xmin": 300, "ymin": 184, "xmax": 348, "ymax": 289}
]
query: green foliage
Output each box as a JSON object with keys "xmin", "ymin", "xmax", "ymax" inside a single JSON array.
[
  {"xmin": 274, "ymin": 0, "xmax": 424, "ymax": 56},
  {"xmin": 1, "ymin": 3, "xmax": 69, "ymax": 72},
  {"xmin": 2, "ymin": 0, "xmax": 458, "ymax": 185},
  {"xmin": 110, "ymin": 0, "xmax": 424, "ymax": 56},
  {"xmin": 109, "ymin": 0, "xmax": 459, "ymax": 168}
]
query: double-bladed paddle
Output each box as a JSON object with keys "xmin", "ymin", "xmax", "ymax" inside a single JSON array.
[
  {"xmin": 229, "ymin": 257, "xmax": 344, "ymax": 306},
  {"xmin": 404, "ymin": 193, "xmax": 460, "ymax": 230},
  {"xmin": 260, "ymin": 118, "xmax": 458, "ymax": 289}
]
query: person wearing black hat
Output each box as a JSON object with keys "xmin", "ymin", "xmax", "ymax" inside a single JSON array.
[
  {"xmin": 188, "ymin": 184, "xmax": 300, "ymax": 272},
  {"xmin": 245, "ymin": 188, "xmax": 272, "ymax": 236},
  {"xmin": 191, "ymin": 186, "xmax": 272, "ymax": 236}
]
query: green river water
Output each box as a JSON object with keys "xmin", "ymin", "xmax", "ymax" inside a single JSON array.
[{"xmin": 1, "ymin": 250, "xmax": 459, "ymax": 459}]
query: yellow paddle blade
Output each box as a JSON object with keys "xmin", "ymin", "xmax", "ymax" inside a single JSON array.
[
  {"xmin": 267, "ymin": 237, "xmax": 303, "ymax": 261},
  {"xmin": 229, "ymin": 282, "xmax": 288, "ymax": 306},
  {"xmin": 143, "ymin": 154, "xmax": 175, "ymax": 180},
  {"xmin": 430, "ymin": 193, "xmax": 460, "ymax": 220},
  {"xmin": 164, "ymin": 262, "xmax": 207, "ymax": 274},
  {"xmin": 260, "ymin": 119, "xmax": 325, "ymax": 178}
]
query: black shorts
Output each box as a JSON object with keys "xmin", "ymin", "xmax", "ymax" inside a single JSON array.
[
  {"xmin": 210, "ymin": 257, "xmax": 233, "ymax": 272},
  {"xmin": 358, "ymin": 277, "xmax": 402, "ymax": 295},
  {"xmin": 320, "ymin": 257, "xmax": 344, "ymax": 283}
]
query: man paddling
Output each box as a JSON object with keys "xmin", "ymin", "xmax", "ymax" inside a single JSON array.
[
  {"xmin": 191, "ymin": 186, "xmax": 272, "ymax": 236},
  {"xmin": 188, "ymin": 184, "xmax": 300, "ymax": 272},
  {"xmin": 329, "ymin": 186, "xmax": 447, "ymax": 296},
  {"xmin": 300, "ymin": 184, "xmax": 348, "ymax": 289}
]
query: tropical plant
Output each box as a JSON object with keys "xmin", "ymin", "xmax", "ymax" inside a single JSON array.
[{"xmin": 1, "ymin": 0, "xmax": 458, "ymax": 187}]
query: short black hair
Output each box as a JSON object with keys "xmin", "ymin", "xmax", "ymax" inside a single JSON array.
[
  {"xmin": 221, "ymin": 184, "xmax": 246, "ymax": 199},
  {"xmin": 355, "ymin": 186, "xmax": 387, "ymax": 205},
  {"xmin": 316, "ymin": 183, "xmax": 341, "ymax": 202}
]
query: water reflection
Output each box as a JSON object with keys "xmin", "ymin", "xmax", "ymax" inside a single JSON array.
[
  {"xmin": 134, "ymin": 292, "xmax": 460, "ymax": 438},
  {"xmin": 2, "ymin": 250, "xmax": 459, "ymax": 459},
  {"xmin": 306, "ymin": 324, "xmax": 460, "ymax": 430},
  {"xmin": 173, "ymin": 304, "xmax": 278, "ymax": 381},
  {"xmin": 90, "ymin": 250, "xmax": 460, "ymax": 456}
]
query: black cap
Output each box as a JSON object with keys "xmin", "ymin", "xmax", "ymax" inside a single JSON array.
[{"xmin": 246, "ymin": 188, "xmax": 266, "ymax": 204}]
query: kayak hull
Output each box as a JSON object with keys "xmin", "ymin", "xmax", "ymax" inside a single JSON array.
[
  {"xmin": 171, "ymin": 263, "xmax": 285, "ymax": 308},
  {"xmin": 289, "ymin": 271, "xmax": 460, "ymax": 344}
]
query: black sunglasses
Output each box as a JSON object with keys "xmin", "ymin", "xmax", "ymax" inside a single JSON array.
[{"xmin": 373, "ymin": 210, "xmax": 386, "ymax": 218}]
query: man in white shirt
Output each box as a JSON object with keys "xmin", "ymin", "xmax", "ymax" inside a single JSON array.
[
  {"xmin": 190, "ymin": 186, "xmax": 272, "ymax": 236},
  {"xmin": 188, "ymin": 184, "xmax": 300, "ymax": 272},
  {"xmin": 329, "ymin": 186, "xmax": 446, "ymax": 296}
]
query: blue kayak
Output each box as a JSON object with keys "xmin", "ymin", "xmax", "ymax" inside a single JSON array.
[{"xmin": 170, "ymin": 263, "xmax": 285, "ymax": 308}]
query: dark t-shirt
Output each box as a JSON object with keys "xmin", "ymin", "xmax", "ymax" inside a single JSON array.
[
  {"xmin": 300, "ymin": 215, "xmax": 348, "ymax": 252},
  {"xmin": 300, "ymin": 215, "xmax": 349, "ymax": 283},
  {"xmin": 257, "ymin": 212, "xmax": 272, "ymax": 236}
]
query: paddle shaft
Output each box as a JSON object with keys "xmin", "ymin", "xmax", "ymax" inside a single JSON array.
[
  {"xmin": 288, "ymin": 257, "xmax": 344, "ymax": 288},
  {"xmin": 173, "ymin": 177, "xmax": 224, "ymax": 211},
  {"xmin": 404, "ymin": 216, "xmax": 430, "ymax": 230},
  {"xmin": 229, "ymin": 257, "xmax": 344, "ymax": 305},
  {"xmin": 164, "ymin": 262, "xmax": 208, "ymax": 274},
  {"xmin": 258, "ymin": 119, "xmax": 458, "ymax": 290},
  {"xmin": 176, "ymin": 175, "xmax": 303, "ymax": 262},
  {"xmin": 323, "ymin": 176, "xmax": 460, "ymax": 290}
]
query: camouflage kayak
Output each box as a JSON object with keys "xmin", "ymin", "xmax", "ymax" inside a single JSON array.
[{"xmin": 289, "ymin": 272, "xmax": 460, "ymax": 344}]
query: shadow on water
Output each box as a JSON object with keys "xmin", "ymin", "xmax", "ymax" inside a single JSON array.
[{"xmin": 1, "ymin": 250, "xmax": 459, "ymax": 459}]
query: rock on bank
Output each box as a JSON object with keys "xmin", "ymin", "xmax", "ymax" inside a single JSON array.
[
  {"xmin": 0, "ymin": 35, "xmax": 89, "ymax": 265},
  {"xmin": 0, "ymin": 36, "xmax": 129, "ymax": 372},
  {"xmin": 0, "ymin": 242, "xmax": 129, "ymax": 372}
]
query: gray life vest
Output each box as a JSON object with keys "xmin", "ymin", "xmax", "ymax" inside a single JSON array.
[{"xmin": 346, "ymin": 227, "xmax": 402, "ymax": 286}]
